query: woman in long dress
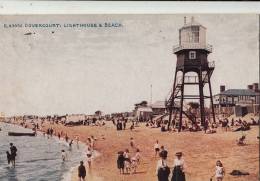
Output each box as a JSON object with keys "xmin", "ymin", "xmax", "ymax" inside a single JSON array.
[
  {"xmin": 156, "ymin": 155, "xmax": 170, "ymax": 181},
  {"xmin": 171, "ymin": 152, "xmax": 185, "ymax": 181}
]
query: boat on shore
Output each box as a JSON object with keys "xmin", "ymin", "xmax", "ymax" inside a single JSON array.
[{"xmin": 8, "ymin": 131, "xmax": 36, "ymax": 136}]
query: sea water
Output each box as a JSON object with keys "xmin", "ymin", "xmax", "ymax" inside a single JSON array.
[{"xmin": 0, "ymin": 122, "xmax": 86, "ymax": 181}]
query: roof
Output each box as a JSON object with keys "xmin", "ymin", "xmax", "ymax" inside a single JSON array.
[
  {"xmin": 151, "ymin": 101, "xmax": 166, "ymax": 109},
  {"xmin": 136, "ymin": 107, "xmax": 153, "ymax": 112},
  {"xmin": 218, "ymin": 89, "xmax": 260, "ymax": 96}
]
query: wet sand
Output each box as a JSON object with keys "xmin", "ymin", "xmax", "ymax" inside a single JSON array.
[{"xmin": 43, "ymin": 121, "xmax": 259, "ymax": 181}]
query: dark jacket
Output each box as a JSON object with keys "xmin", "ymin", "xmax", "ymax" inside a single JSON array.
[{"xmin": 78, "ymin": 165, "xmax": 86, "ymax": 177}]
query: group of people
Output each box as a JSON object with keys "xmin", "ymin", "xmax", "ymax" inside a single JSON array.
[
  {"xmin": 156, "ymin": 151, "xmax": 186, "ymax": 181},
  {"xmin": 79, "ymin": 118, "xmax": 106, "ymax": 127},
  {"xmin": 112, "ymin": 117, "xmax": 138, "ymax": 131},
  {"xmin": 117, "ymin": 137, "xmax": 141, "ymax": 174},
  {"xmin": 154, "ymin": 140, "xmax": 225, "ymax": 181},
  {"xmin": 6, "ymin": 143, "xmax": 18, "ymax": 167},
  {"xmin": 77, "ymin": 136, "xmax": 97, "ymax": 181},
  {"xmin": 147, "ymin": 115, "xmax": 257, "ymax": 135},
  {"xmin": 114, "ymin": 118, "xmax": 127, "ymax": 130},
  {"xmin": 117, "ymin": 148, "xmax": 141, "ymax": 174}
]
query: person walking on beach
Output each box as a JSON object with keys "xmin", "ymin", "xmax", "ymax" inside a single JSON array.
[
  {"xmin": 78, "ymin": 161, "xmax": 86, "ymax": 181},
  {"xmin": 154, "ymin": 140, "xmax": 160, "ymax": 157},
  {"xmin": 130, "ymin": 122, "xmax": 135, "ymax": 131},
  {"xmin": 6, "ymin": 151, "xmax": 11, "ymax": 164},
  {"xmin": 156, "ymin": 154, "xmax": 170, "ymax": 181},
  {"xmin": 61, "ymin": 150, "xmax": 67, "ymax": 161},
  {"xmin": 213, "ymin": 160, "xmax": 225, "ymax": 181},
  {"xmin": 87, "ymin": 137, "xmax": 91, "ymax": 147},
  {"xmin": 69, "ymin": 140, "xmax": 73, "ymax": 148},
  {"xmin": 65, "ymin": 134, "xmax": 69, "ymax": 142},
  {"xmin": 90, "ymin": 135, "xmax": 95, "ymax": 149},
  {"xmin": 123, "ymin": 119, "xmax": 126, "ymax": 130},
  {"xmin": 130, "ymin": 137, "xmax": 135, "ymax": 148},
  {"xmin": 10, "ymin": 143, "xmax": 17, "ymax": 167},
  {"xmin": 86, "ymin": 153, "xmax": 92, "ymax": 169},
  {"xmin": 134, "ymin": 148, "xmax": 141, "ymax": 164},
  {"xmin": 117, "ymin": 151, "xmax": 125, "ymax": 174},
  {"xmin": 159, "ymin": 146, "xmax": 168, "ymax": 159},
  {"xmin": 75, "ymin": 135, "xmax": 79, "ymax": 148},
  {"xmin": 86, "ymin": 146, "xmax": 92, "ymax": 157},
  {"xmin": 171, "ymin": 152, "xmax": 186, "ymax": 181},
  {"xmin": 50, "ymin": 127, "xmax": 54, "ymax": 137}
]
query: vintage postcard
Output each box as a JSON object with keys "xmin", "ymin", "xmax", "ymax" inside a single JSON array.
[{"xmin": 0, "ymin": 9, "xmax": 259, "ymax": 181}]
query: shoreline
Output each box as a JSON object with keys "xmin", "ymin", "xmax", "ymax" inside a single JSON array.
[
  {"xmin": 1, "ymin": 121, "xmax": 87, "ymax": 181},
  {"xmin": 0, "ymin": 120, "xmax": 103, "ymax": 181},
  {"xmin": 70, "ymin": 142, "xmax": 103, "ymax": 181}
]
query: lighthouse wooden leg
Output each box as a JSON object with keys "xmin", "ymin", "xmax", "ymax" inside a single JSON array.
[
  {"xmin": 198, "ymin": 69, "xmax": 206, "ymax": 131},
  {"xmin": 208, "ymin": 72, "xmax": 216, "ymax": 123},
  {"xmin": 168, "ymin": 69, "xmax": 178, "ymax": 130},
  {"xmin": 179, "ymin": 70, "xmax": 185, "ymax": 132}
]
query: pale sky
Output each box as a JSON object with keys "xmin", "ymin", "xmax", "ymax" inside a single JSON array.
[{"xmin": 0, "ymin": 14, "xmax": 258, "ymax": 116}]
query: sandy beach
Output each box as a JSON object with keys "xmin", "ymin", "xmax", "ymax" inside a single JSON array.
[{"xmin": 32, "ymin": 118, "xmax": 259, "ymax": 181}]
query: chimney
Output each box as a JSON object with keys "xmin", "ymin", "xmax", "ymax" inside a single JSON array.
[
  {"xmin": 247, "ymin": 84, "xmax": 253, "ymax": 90},
  {"xmin": 184, "ymin": 16, "xmax": 187, "ymax": 25},
  {"xmin": 220, "ymin": 85, "xmax": 225, "ymax": 93},
  {"xmin": 253, "ymin": 83, "xmax": 259, "ymax": 92}
]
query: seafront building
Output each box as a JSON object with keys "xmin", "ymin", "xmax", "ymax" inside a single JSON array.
[{"xmin": 213, "ymin": 83, "xmax": 260, "ymax": 116}]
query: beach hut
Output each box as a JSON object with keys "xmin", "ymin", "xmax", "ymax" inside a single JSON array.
[
  {"xmin": 136, "ymin": 107, "xmax": 153, "ymax": 122},
  {"xmin": 151, "ymin": 101, "xmax": 166, "ymax": 115}
]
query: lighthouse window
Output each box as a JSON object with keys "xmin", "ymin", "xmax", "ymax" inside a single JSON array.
[
  {"xmin": 189, "ymin": 51, "xmax": 196, "ymax": 59},
  {"xmin": 191, "ymin": 26, "xmax": 199, "ymax": 43}
]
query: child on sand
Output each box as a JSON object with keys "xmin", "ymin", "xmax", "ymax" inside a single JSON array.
[
  {"xmin": 78, "ymin": 161, "xmax": 86, "ymax": 181},
  {"xmin": 130, "ymin": 137, "xmax": 135, "ymax": 148},
  {"xmin": 134, "ymin": 149, "xmax": 141, "ymax": 164},
  {"xmin": 130, "ymin": 157, "xmax": 137, "ymax": 174},
  {"xmin": 117, "ymin": 151, "xmax": 125, "ymax": 174},
  {"xmin": 154, "ymin": 140, "xmax": 160, "ymax": 157},
  {"xmin": 214, "ymin": 160, "xmax": 225, "ymax": 181},
  {"xmin": 237, "ymin": 135, "xmax": 246, "ymax": 146},
  {"xmin": 124, "ymin": 149, "xmax": 131, "ymax": 174}
]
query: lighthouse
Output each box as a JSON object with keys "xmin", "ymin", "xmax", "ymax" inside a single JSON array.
[{"xmin": 166, "ymin": 17, "xmax": 216, "ymax": 132}]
